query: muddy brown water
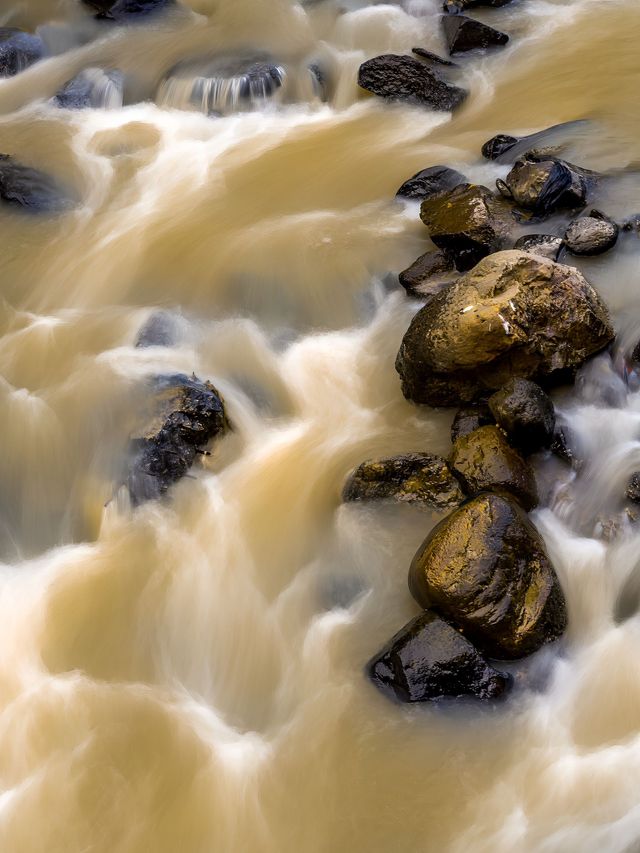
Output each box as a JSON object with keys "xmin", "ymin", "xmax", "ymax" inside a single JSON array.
[{"xmin": 1, "ymin": 1, "xmax": 640, "ymax": 851}]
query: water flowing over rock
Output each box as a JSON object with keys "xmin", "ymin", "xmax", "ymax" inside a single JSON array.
[
  {"xmin": 514, "ymin": 233, "xmax": 564, "ymax": 261},
  {"xmin": 488, "ymin": 378, "xmax": 555, "ymax": 452},
  {"xmin": 398, "ymin": 250, "xmax": 455, "ymax": 299},
  {"xmin": 357, "ymin": 54, "xmax": 467, "ymax": 111},
  {"xmin": 82, "ymin": 0, "xmax": 174, "ymax": 21},
  {"xmin": 396, "ymin": 165, "xmax": 466, "ymax": 200},
  {"xmin": 127, "ymin": 374, "xmax": 228, "ymax": 504},
  {"xmin": 449, "ymin": 424, "xmax": 539, "ymax": 509},
  {"xmin": 419, "ymin": 183, "xmax": 513, "ymax": 271},
  {"xmin": 368, "ymin": 610, "xmax": 511, "ymax": 702},
  {"xmin": 442, "ymin": 15, "xmax": 509, "ymax": 55},
  {"xmin": 408, "ymin": 492, "xmax": 568, "ymax": 659},
  {"xmin": 342, "ymin": 452, "xmax": 464, "ymax": 510},
  {"xmin": 564, "ymin": 212, "xmax": 619, "ymax": 256},
  {"xmin": 54, "ymin": 68, "xmax": 124, "ymax": 109},
  {"xmin": 0, "ymin": 29, "xmax": 44, "ymax": 77},
  {"xmin": 0, "ymin": 155, "xmax": 72, "ymax": 213},
  {"xmin": 396, "ymin": 250, "xmax": 615, "ymax": 406}
]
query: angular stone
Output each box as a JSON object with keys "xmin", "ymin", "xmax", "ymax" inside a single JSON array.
[
  {"xmin": 398, "ymin": 250, "xmax": 455, "ymax": 300},
  {"xmin": 442, "ymin": 14, "xmax": 509, "ymax": 55},
  {"xmin": 450, "ymin": 403, "xmax": 494, "ymax": 442},
  {"xmin": 358, "ymin": 54, "xmax": 467, "ymax": 112},
  {"xmin": 449, "ymin": 424, "xmax": 538, "ymax": 509},
  {"xmin": 513, "ymin": 233, "xmax": 564, "ymax": 261},
  {"xmin": 368, "ymin": 610, "xmax": 511, "ymax": 703},
  {"xmin": 396, "ymin": 165, "xmax": 465, "ymax": 201},
  {"xmin": 488, "ymin": 379, "xmax": 555, "ymax": 452},
  {"xmin": 135, "ymin": 310, "xmax": 177, "ymax": 348},
  {"xmin": 342, "ymin": 452, "xmax": 464, "ymax": 511},
  {"xmin": 408, "ymin": 492, "xmax": 568, "ymax": 659}
]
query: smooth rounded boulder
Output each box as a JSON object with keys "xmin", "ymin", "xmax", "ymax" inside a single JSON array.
[
  {"xmin": 488, "ymin": 378, "xmax": 555, "ymax": 452},
  {"xmin": 408, "ymin": 492, "xmax": 568, "ymax": 659},
  {"xmin": 481, "ymin": 133, "xmax": 518, "ymax": 161},
  {"xmin": 396, "ymin": 250, "xmax": 614, "ymax": 406},
  {"xmin": 395, "ymin": 165, "xmax": 465, "ymax": 201},
  {"xmin": 449, "ymin": 424, "xmax": 539, "ymax": 509},
  {"xmin": 368, "ymin": 610, "xmax": 511, "ymax": 703},
  {"xmin": 498, "ymin": 155, "xmax": 588, "ymax": 215},
  {"xmin": 357, "ymin": 54, "xmax": 467, "ymax": 112},
  {"xmin": 564, "ymin": 212, "xmax": 618, "ymax": 256}
]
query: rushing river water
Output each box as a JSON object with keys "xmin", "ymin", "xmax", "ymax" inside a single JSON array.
[{"xmin": 1, "ymin": 0, "xmax": 640, "ymax": 850}]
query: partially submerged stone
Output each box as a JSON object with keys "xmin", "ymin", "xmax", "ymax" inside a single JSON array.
[
  {"xmin": 408, "ymin": 492, "xmax": 568, "ymax": 659},
  {"xmin": 135, "ymin": 310, "xmax": 178, "ymax": 348},
  {"xmin": 481, "ymin": 133, "xmax": 519, "ymax": 161},
  {"xmin": 342, "ymin": 452, "xmax": 464, "ymax": 511},
  {"xmin": 419, "ymin": 183, "xmax": 512, "ymax": 271},
  {"xmin": 0, "ymin": 155, "xmax": 72, "ymax": 213},
  {"xmin": 449, "ymin": 424, "xmax": 539, "ymax": 509},
  {"xmin": 127, "ymin": 373, "xmax": 228, "ymax": 504},
  {"xmin": 0, "ymin": 29, "xmax": 44, "ymax": 77},
  {"xmin": 488, "ymin": 379, "xmax": 555, "ymax": 452},
  {"xmin": 396, "ymin": 165, "xmax": 465, "ymax": 201},
  {"xmin": 411, "ymin": 47, "xmax": 457, "ymax": 68},
  {"xmin": 54, "ymin": 68, "xmax": 124, "ymax": 109},
  {"xmin": 444, "ymin": 0, "xmax": 513, "ymax": 9},
  {"xmin": 442, "ymin": 15, "xmax": 509, "ymax": 55},
  {"xmin": 357, "ymin": 54, "xmax": 467, "ymax": 111},
  {"xmin": 450, "ymin": 403, "xmax": 494, "ymax": 442},
  {"xmin": 398, "ymin": 250, "xmax": 455, "ymax": 300},
  {"xmin": 368, "ymin": 610, "xmax": 511, "ymax": 702},
  {"xmin": 513, "ymin": 233, "xmax": 564, "ymax": 261},
  {"xmin": 82, "ymin": 0, "xmax": 174, "ymax": 21},
  {"xmin": 499, "ymin": 155, "xmax": 589, "ymax": 215},
  {"xmin": 564, "ymin": 211, "xmax": 618, "ymax": 256},
  {"xmin": 396, "ymin": 250, "xmax": 614, "ymax": 406}
]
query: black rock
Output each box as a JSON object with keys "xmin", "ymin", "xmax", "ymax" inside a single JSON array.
[
  {"xmin": 127, "ymin": 373, "xmax": 228, "ymax": 504},
  {"xmin": 82, "ymin": 0, "xmax": 173, "ymax": 21},
  {"xmin": 499, "ymin": 155, "xmax": 588, "ymax": 215},
  {"xmin": 54, "ymin": 68, "xmax": 124, "ymax": 109},
  {"xmin": 0, "ymin": 30, "xmax": 44, "ymax": 77},
  {"xmin": 564, "ymin": 211, "xmax": 618, "ymax": 256},
  {"xmin": 513, "ymin": 233, "xmax": 564, "ymax": 261},
  {"xmin": 443, "ymin": 14, "xmax": 509, "ymax": 55},
  {"xmin": 398, "ymin": 250, "xmax": 455, "ymax": 300},
  {"xmin": 444, "ymin": 0, "xmax": 514, "ymax": 9},
  {"xmin": 627, "ymin": 473, "xmax": 640, "ymax": 504},
  {"xmin": 396, "ymin": 165, "xmax": 465, "ymax": 200},
  {"xmin": 367, "ymin": 610, "xmax": 511, "ymax": 703},
  {"xmin": 481, "ymin": 134, "xmax": 519, "ymax": 160},
  {"xmin": 551, "ymin": 426, "xmax": 578, "ymax": 467},
  {"xmin": 450, "ymin": 403, "xmax": 494, "ymax": 442},
  {"xmin": 488, "ymin": 379, "xmax": 556, "ymax": 453},
  {"xmin": 411, "ymin": 47, "xmax": 457, "ymax": 68},
  {"xmin": 0, "ymin": 155, "xmax": 71, "ymax": 213},
  {"xmin": 357, "ymin": 54, "xmax": 467, "ymax": 111}
]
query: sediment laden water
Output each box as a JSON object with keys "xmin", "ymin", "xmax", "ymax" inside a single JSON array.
[{"xmin": 1, "ymin": 0, "xmax": 640, "ymax": 851}]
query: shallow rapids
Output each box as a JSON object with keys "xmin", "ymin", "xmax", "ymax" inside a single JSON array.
[{"xmin": 2, "ymin": 0, "xmax": 640, "ymax": 851}]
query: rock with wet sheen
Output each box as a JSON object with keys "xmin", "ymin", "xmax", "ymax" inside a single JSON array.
[
  {"xmin": 411, "ymin": 47, "xmax": 457, "ymax": 68},
  {"xmin": 368, "ymin": 610, "xmax": 511, "ymax": 702},
  {"xmin": 514, "ymin": 233, "xmax": 564, "ymax": 261},
  {"xmin": 396, "ymin": 165, "xmax": 465, "ymax": 200},
  {"xmin": 626, "ymin": 473, "xmax": 640, "ymax": 504},
  {"xmin": 408, "ymin": 492, "xmax": 568, "ymax": 659},
  {"xmin": 444, "ymin": 0, "xmax": 513, "ymax": 9},
  {"xmin": 0, "ymin": 155, "xmax": 71, "ymax": 213},
  {"xmin": 419, "ymin": 183, "xmax": 513, "ymax": 271},
  {"xmin": 449, "ymin": 425, "xmax": 539, "ymax": 509},
  {"xmin": 564, "ymin": 212, "xmax": 619, "ymax": 256},
  {"xmin": 481, "ymin": 134, "xmax": 519, "ymax": 160},
  {"xmin": 358, "ymin": 54, "xmax": 467, "ymax": 111},
  {"xmin": 488, "ymin": 379, "xmax": 555, "ymax": 452},
  {"xmin": 54, "ymin": 68, "xmax": 124, "ymax": 109},
  {"xmin": 127, "ymin": 373, "xmax": 228, "ymax": 504},
  {"xmin": 450, "ymin": 403, "xmax": 495, "ymax": 442},
  {"xmin": 0, "ymin": 29, "xmax": 44, "ymax": 77},
  {"xmin": 498, "ymin": 155, "xmax": 589, "ymax": 215},
  {"xmin": 442, "ymin": 15, "xmax": 509, "ymax": 55},
  {"xmin": 342, "ymin": 452, "xmax": 464, "ymax": 510},
  {"xmin": 396, "ymin": 250, "xmax": 614, "ymax": 406},
  {"xmin": 82, "ymin": 0, "xmax": 173, "ymax": 20},
  {"xmin": 398, "ymin": 250, "xmax": 455, "ymax": 300}
]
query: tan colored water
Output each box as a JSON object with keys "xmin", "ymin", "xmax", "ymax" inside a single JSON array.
[{"xmin": 2, "ymin": 0, "xmax": 640, "ymax": 850}]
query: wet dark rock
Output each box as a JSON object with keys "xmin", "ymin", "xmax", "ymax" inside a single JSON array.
[
  {"xmin": 564, "ymin": 211, "xmax": 618, "ymax": 256},
  {"xmin": 626, "ymin": 473, "xmax": 640, "ymax": 504},
  {"xmin": 127, "ymin": 373, "xmax": 228, "ymax": 504},
  {"xmin": 0, "ymin": 29, "xmax": 44, "ymax": 77},
  {"xmin": 450, "ymin": 403, "xmax": 494, "ymax": 442},
  {"xmin": 449, "ymin": 424, "xmax": 539, "ymax": 509},
  {"xmin": 0, "ymin": 155, "xmax": 71, "ymax": 213},
  {"xmin": 357, "ymin": 54, "xmax": 467, "ymax": 111},
  {"xmin": 396, "ymin": 250, "xmax": 614, "ymax": 407},
  {"xmin": 396, "ymin": 165, "xmax": 466, "ymax": 201},
  {"xmin": 135, "ymin": 310, "xmax": 178, "ymax": 348},
  {"xmin": 342, "ymin": 452, "xmax": 464, "ymax": 511},
  {"xmin": 488, "ymin": 379, "xmax": 555, "ymax": 452},
  {"xmin": 499, "ymin": 155, "xmax": 588, "ymax": 215},
  {"xmin": 368, "ymin": 610, "xmax": 511, "ymax": 703},
  {"xmin": 419, "ymin": 183, "xmax": 513, "ymax": 271},
  {"xmin": 82, "ymin": 0, "xmax": 173, "ymax": 20},
  {"xmin": 408, "ymin": 492, "xmax": 568, "ymax": 659},
  {"xmin": 443, "ymin": 0, "xmax": 514, "ymax": 9},
  {"xmin": 411, "ymin": 47, "xmax": 457, "ymax": 68},
  {"xmin": 622, "ymin": 215, "xmax": 640, "ymax": 233},
  {"xmin": 513, "ymin": 233, "xmax": 564, "ymax": 261},
  {"xmin": 398, "ymin": 250, "xmax": 455, "ymax": 300},
  {"xmin": 481, "ymin": 134, "xmax": 519, "ymax": 160},
  {"xmin": 442, "ymin": 15, "xmax": 509, "ymax": 55},
  {"xmin": 54, "ymin": 68, "xmax": 124, "ymax": 109}
]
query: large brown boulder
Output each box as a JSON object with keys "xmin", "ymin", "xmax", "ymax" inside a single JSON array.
[
  {"xmin": 408, "ymin": 492, "xmax": 568, "ymax": 659},
  {"xmin": 449, "ymin": 425, "xmax": 538, "ymax": 510},
  {"xmin": 396, "ymin": 250, "xmax": 614, "ymax": 406}
]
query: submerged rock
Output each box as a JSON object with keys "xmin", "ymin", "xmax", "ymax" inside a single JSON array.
[
  {"xmin": 564, "ymin": 211, "xmax": 619, "ymax": 256},
  {"xmin": 498, "ymin": 155, "xmax": 589, "ymax": 215},
  {"xmin": 127, "ymin": 373, "xmax": 228, "ymax": 504},
  {"xmin": 396, "ymin": 250, "xmax": 614, "ymax": 406},
  {"xmin": 408, "ymin": 492, "xmax": 568, "ymax": 659},
  {"xmin": 82, "ymin": 0, "xmax": 173, "ymax": 21},
  {"xmin": 481, "ymin": 133, "xmax": 519, "ymax": 161},
  {"xmin": 411, "ymin": 47, "xmax": 457, "ymax": 68},
  {"xmin": 450, "ymin": 403, "xmax": 494, "ymax": 442},
  {"xmin": 342, "ymin": 452, "xmax": 464, "ymax": 511},
  {"xmin": 357, "ymin": 54, "xmax": 467, "ymax": 111},
  {"xmin": 449, "ymin": 424, "xmax": 539, "ymax": 509},
  {"xmin": 135, "ymin": 310, "xmax": 178, "ymax": 348},
  {"xmin": 0, "ymin": 29, "xmax": 44, "ymax": 77},
  {"xmin": 54, "ymin": 68, "xmax": 124, "ymax": 109},
  {"xmin": 444, "ymin": 0, "xmax": 514, "ymax": 9},
  {"xmin": 396, "ymin": 165, "xmax": 465, "ymax": 201},
  {"xmin": 368, "ymin": 610, "xmax": 511, "ymax": 702},
  {"xmin": 442, "ymin": 15, "xmax": 509, "ymax": 55},
  {"xmin": 488, "ymin": 378, "xmax": 555, "ymax": 452},
  {"xmin": 398, "ymin": 250, "xmax": 455, "ymax": 300},
  {"xmin": 513, "ymin": 233, "xmax": 564, "ymax": 261},
  {"xmin": 0, "ymin": 155, "xmax": 71, "ymax": 213},
  {"xmin": 419, "ymin": 183, "xmax": 512, "ymax": 271}
]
